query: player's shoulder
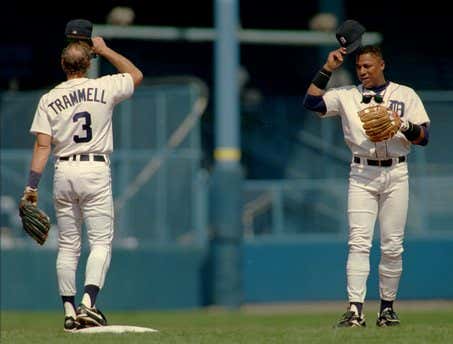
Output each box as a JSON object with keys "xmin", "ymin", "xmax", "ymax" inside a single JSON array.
[
  {"xmin": 388, "ymin": 81, "xmax": 417, "ymax": 94},
  {"xmin": 387, "ymin": 81, "xmax": 422, "ymax": 101},
  {"xmin": 336, "ymin": 85, "xmax": 356, "ymax": 91},
  {"xmin": 46, "ymin": 78, "xmax": 91, "ymax": 95},
  {"xmin": 97, "ymin": 73, "xmax": 133, "ymax": 83},
  {"xmin": 37, "ymin": 86, "xmax": 57, "ymax": 104},
  {"xmin": 325, "ymin": 84, "xmax": 358, "ymax": 95},
  {"xmin": 95, "ymin": 73, "xmax": 134, "ymax": 90},
  {"xmin": 42, "ymin": 80, "xmax": 67, "ymax": 96}
]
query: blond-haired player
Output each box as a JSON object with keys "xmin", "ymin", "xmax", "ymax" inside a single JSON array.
[{"xmin": 21, "ymin": 32, "xmax": 143, "ymax": 331}]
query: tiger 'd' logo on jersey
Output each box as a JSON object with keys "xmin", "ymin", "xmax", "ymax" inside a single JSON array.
[{"xmin": 388, "ymin": 100, "xmax": 405, "ymax": 117}]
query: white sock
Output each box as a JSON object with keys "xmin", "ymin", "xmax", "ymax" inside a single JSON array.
[
  {"xmin": 64, "ymin": 302, "xmax": 76, "ymax": 318},
  {"xmin": 81, "ymin": 293, "xmax": 92, "ymax": 308}
]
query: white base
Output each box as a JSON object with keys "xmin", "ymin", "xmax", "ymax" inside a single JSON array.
[{"xmin": 75, "ymin": 325, "xmax": 158, "ymax": 334}]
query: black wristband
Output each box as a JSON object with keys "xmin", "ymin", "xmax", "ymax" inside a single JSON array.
[
  {"xmin": 402, "ymin": 121, "xmax": 422, "ymax": 141},
  {"xmin": 312, "ymin": 68, "xmax": 332, "ymax": 89},
  {"xmin": 27, "ymin": 170, "xmax": 42, "ymax": 189}
]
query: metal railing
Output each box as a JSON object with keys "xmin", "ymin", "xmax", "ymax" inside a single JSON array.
[{"xmin": 1, "ymin": 79, "xmax": 209, "ymax": 249}]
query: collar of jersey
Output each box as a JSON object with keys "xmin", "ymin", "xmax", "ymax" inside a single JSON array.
[
  {"xmin": 363, "ymin": 80, "xmax": 390, "ymax": 93},
  {"xmin": 56, "ymin": 78, "xmax": 90, "ymax": 89},
  {"xmin": 65, "ymin": 78, "xmax": 89, "ymax": 84}
]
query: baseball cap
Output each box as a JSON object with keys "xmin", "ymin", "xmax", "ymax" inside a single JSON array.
[
  {"xmin": 335, "ymin": 20, "xmax": 366, "ymax": 54},
  {"xmin": 65, "ymin": 19, "xmax": 93, "ymax": 40}
]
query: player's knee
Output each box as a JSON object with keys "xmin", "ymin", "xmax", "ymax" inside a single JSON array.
[
  {"xmin": 348, "ymin": 230, "xmax": 373, "ymax": 252},
  {"xmin": 58, "ymin": 242, "xmax": 82, "ymax": 255},
  {"xmin": 381, "ymin": 247, "xmax": 403, "ymax": 259},
  {"xmin": 348, "ymin": 235, "xmax": 372, "ymax": 254},
  {"xmin": 349, "ymin": 243, "xmax": 372, "ymax": 254}
]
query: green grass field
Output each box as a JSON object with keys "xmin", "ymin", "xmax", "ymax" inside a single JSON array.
[{"xmin": 2, "ymin": 307, "xmax": 453, "ymax": 343}]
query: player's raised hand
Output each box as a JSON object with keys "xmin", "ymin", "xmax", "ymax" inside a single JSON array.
[
  {"xmin": 91, "ymin": 36, "xmax": 109, "ymax": 56},
  {"xmin": 324, "ymin": 47, "xmax": 347, "ymax": 72}
]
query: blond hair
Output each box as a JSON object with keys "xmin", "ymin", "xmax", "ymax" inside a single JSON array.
[{"xmin": 61, "ymin": 41, "xmax": 91, "ymax": 76}]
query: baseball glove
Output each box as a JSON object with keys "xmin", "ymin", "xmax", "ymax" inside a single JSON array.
[
  {"xmin": 358, "ymin": 105, "xmax": 401, "ymax": 142},
  {"xmin": 18, "ymin": 200, "xmax": 51, "ymax": 245}
]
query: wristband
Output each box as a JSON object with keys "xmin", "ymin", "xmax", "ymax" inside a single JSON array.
[
  {"xmin": 27, "ymin": 170, "xmax": 42, "ymax": 189},
  {"xmin": 400, "ymin": 118, "xmax": 410, "ymax": 132},
  {"xmin": 312, "ymin": 68, "xmax": 332, "ymax": 90},
  {"xmin": 401, "ymin": 121, "xmax": 421, "ymax": 141}
]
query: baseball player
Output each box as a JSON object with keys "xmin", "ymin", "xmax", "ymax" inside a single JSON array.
[
  {"xmin": 303, "ymin": 44, "xmax": 430, "ymax": 327},
  {"xmin": 21, "ymin": 20, "xmax": 143, "ymax": 331}
]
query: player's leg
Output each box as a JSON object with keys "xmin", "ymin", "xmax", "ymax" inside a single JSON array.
[
  {"xmin": 338, "ymin": 165, "xmax": 380, "ymax": 327},
  {"xmin": 77, "ymin": 162, "xmax": 113, "ymax": 326},
  {"xmin": 81, "ymin": 163, "xmax": 113, "ymax": 303},
  {"xmin": 53, "ymin": 164, "xmax": 84, "ymax": 331},
  {"xmin": 376, "ymin": 164, "xmax": 408, "ymax": 326}
]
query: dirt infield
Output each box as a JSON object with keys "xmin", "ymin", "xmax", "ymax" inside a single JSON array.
[{"xmin": 240, "ymin": 300, "xmax": 453, "ymax": 314}]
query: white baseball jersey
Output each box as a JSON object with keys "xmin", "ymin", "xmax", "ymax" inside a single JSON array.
[
  {"xmin": 30, "ymin": 73, "xmax": 134, "ymax": 157},
  {"xmin": 322, "ymin": 81, "xmax": 430, "ymax": 159}
]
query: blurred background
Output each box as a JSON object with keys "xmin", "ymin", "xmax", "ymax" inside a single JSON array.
[{"xmin": 1, "ymin": 0, "xmax": 452, "ymax": 310}]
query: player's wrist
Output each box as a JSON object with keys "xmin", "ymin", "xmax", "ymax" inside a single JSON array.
[
  {"xmin": 322, "ymin": 64, "xmax": 334, "ymax": 73},
  {"xmin": 401, "ymin": 121, "xmax": 422, "ymax": 140},
  {"xmin": 27, "ymin": 170, "xmax": 42, "ymax": 189},
  {"xmin": 312, "ymin": 68, "xmax": 332, "ymax": 89},
  {"xmin": 399, "ymin": 118, "xmax": 409, "ymax": 132}
]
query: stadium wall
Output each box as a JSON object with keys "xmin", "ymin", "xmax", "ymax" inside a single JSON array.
[{"xmin": 2, "ymin": 238, "xmax": 452, "ymax": 310}]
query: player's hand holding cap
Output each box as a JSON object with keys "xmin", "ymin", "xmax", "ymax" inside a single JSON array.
[{"xmin": 335, "ymin": 19, "xmax": 366, "ymax": 54}]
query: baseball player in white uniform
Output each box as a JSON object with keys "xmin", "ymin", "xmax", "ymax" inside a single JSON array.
[
  {"xmin": 21, "ymin": 35, "xmax": 143, "ymax": 331},
  {"xmin": 303, "ymin": 45, "xmax": 430, "ymax": 327}
]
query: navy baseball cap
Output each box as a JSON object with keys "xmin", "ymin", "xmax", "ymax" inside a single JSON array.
[
  {"xmin": 65, "ymin": 19, "xmax": 93, "ymax": 40},
  {"xmin": 335, "ymin": 20, "xmax": 366, "ymax": 54}
]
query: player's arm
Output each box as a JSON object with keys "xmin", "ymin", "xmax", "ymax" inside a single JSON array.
[
  {"xmin": 91, "ymin": 36, "xmax": 143, "ymax": 88},
  {"xmin": 30, "ymin": 133, "xmax": 52, "ymax": 175},
  {"xmin": 22, "ymin": 133, "xmax": 52, "ymax": 205},
  {"xmin": 303, "ymin": 47, "xmax": 347, "ymax": 113},
  {"xmin": 400, "ymin": 121, "xmax": 429, "ymax": 146},
  {"xmin": 399, "ymin": 93, "xmax": 430, "ymax": 146}
]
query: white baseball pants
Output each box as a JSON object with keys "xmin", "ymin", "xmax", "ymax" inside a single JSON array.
[
  {"xmin": 346, "ymin": 160, "xmax": 408, "ymax": 303},
  {"xmin": 53, "ymin": 159, "xmax": 114, "ymax": 296}
]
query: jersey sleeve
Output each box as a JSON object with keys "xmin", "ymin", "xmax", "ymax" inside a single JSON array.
[
  {"xmin": 30, "ymin": 96, "xmax": 52, "ymax": 136},
  {"xmin": 101, "ymin": 73, "xmax": 134, "ymax": 105},
  {"xmin": 322, "ymin": 88, "xmax": 341, "ymax": 117},
  {"xmin": 407, "ymin": 89, "xmax": 430, "ymax": 126}
]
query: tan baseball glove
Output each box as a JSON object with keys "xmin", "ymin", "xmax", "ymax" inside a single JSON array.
[{"xmin": 358, "ymin": 105, "xmax": 402, "ymax": 142}]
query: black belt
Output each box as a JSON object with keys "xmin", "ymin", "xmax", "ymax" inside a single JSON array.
[
  {"xmin": 353, "ymin": 156, "xmax": 406, "ymax": 167},
  {"xmin": 59, "ymin": 154, "xmax": 106, "ymax": 162}
]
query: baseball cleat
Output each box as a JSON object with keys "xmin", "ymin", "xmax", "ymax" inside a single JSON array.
[
  {"xmin": 376, "ymin": 307, "xmax": 400, "ymax": 327},
  {"xmin": 335, "ymin": 308, "xmax": 366, "ymax": 328},
  {"xmin": 76, "ymin": 304, "xmax": 107, "ymax": 327},
  {"xmin": 64, "ymin": 315, "xmax": 83, "ymax": 332}
]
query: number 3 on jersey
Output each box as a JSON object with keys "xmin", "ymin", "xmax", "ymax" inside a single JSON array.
[{"xmin": 73, "ymin": 111, "xmax": 92, "ymax": 143}]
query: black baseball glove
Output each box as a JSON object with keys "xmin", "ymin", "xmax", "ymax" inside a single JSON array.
[{"xmin": 18, "ymin": 199, "xmax": 51, "ymax": 245}]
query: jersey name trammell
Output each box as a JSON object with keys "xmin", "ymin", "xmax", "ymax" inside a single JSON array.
[
  {"xmin": 48, "ymin": 87, "xmax": 107, "ymax": 115},
  {"xmin": 31, "ymin": 74, "xmax": 134, "ymax": 157}
]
